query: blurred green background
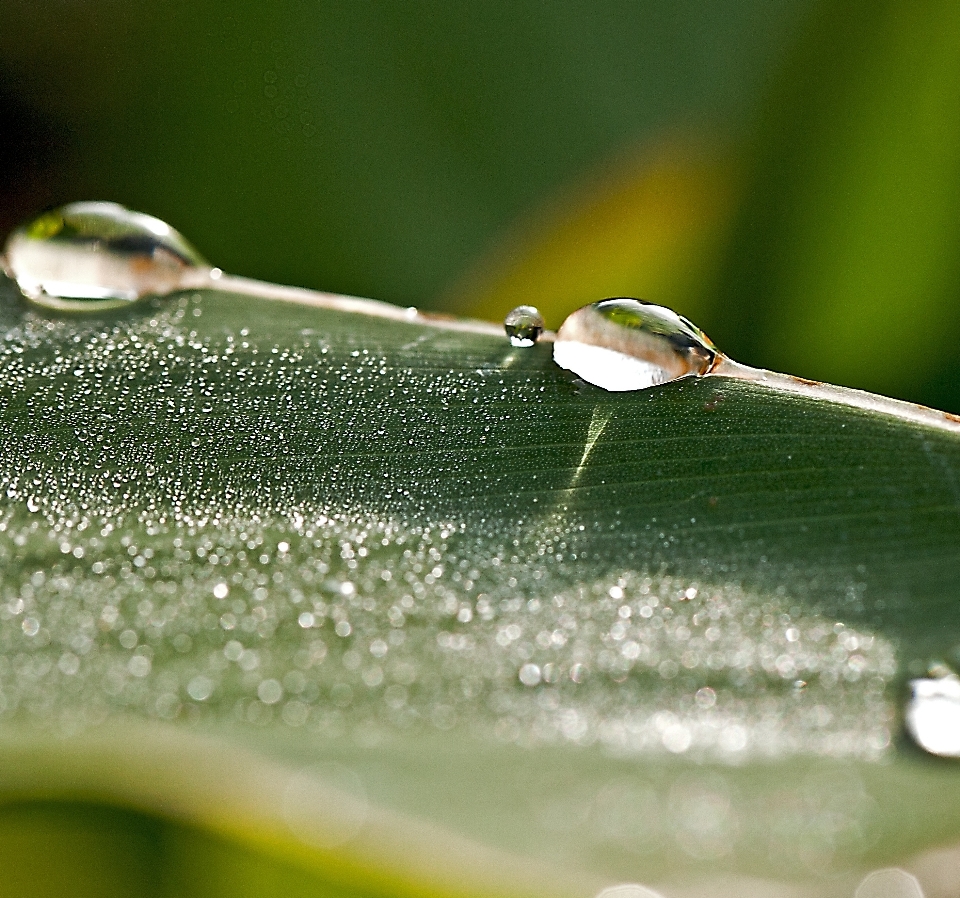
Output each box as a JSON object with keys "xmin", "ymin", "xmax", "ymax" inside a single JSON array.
[{"xmin": 2, "ymin": 0, "xmax": 960, "ymax": 408}]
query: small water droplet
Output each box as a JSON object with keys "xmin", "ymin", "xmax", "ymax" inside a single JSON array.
[
  {"xmin": 258, "ymin": 678, "xmax": 283, "ymax": 704},
  {"xmin": 187, "ymin": 675, "xmax": 214, "ymax": 702},
  {"xmin": 905, "ymin": 672, "xmax": 960, "ymax": 757},
  {"xmin": 595, "ymin": 884, "xmax": 666, "ymax": 898},
  {"xmin": 553, "ymin": 298, "xmax": 718, "ymax": 391},
  {"xmin": 3, "ymin": 201, "xmax": 210, "ymax": 309},
  {"xmin": 854, "ymin": 868, "xmax": 925, "ymax": 898},
  {"xmin": 694, "ymin": 686, "xmax": 716, "ymax": 709},
  {"xmin": 518, "ymin": 662, "xmax": 542, "ymax": 686},
  {"xmin": 504, "ymin": 304, "xmax": 545, "ymax": 347}
]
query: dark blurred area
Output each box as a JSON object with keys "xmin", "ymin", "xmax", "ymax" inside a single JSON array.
[{"xmin": 0, "ymin": 80, "xmax": 64, "ymax": 241}]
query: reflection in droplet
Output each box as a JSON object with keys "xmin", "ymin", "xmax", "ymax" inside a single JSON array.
[
  {"xmin": 595, "ymin": 885, "xmax": 666, "ymax": 898},
  {"xmin": 3, "ymin": 201, "xmax": 211, "ymax": 309},
  {"xmin": 905, "ymin": 674, "xmax": 960, "ymax": 757},
  {"xmin": 504, "ymin": 304, "xmax": 545, "ymax": 347},
  {"xmin": 854, "ymin": 868, "xmax": 925, "ymax": 898},
  {"xmin": 553, "ymin": 298, "xmax": 717, "ymax": 391}
]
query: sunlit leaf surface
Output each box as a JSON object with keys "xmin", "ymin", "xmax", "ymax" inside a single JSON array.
[{"xmin": 0, "ymin": 277, "xmax": 958, "ymax": 896}]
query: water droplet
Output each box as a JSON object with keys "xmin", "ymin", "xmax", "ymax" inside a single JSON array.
[
  {"xmin": 257, "ymin": 678, "xmax": 283, "ymax": 704},
  {"xmin": 905, "ymin": 672, "xmax": 960, "ymax": 757},
  {"xmin": 187, "ymin": 675, "xmax": 214, "ymax": 702},
  {"xmin": 595, "ymin": 884, "xmax": 666, "ymax": 898},
  {"xmin": 504, "ymin": 304, "xmax": 545, "ymax": 347},
  {"xmin": 518, "ymin": 662, "xmax": 542, "ymax": 686},
  {"xmin": 3, "ymin": 201, "xmax": 210, "ymax": 309},
  {"xmin": 854, "ymin": 868, "xmax": 925, "ymax": 898},
  {"xmin": 553, "ymin": 298, "xmax": 718, "ymax": 391},
  {"xmin": 694, "ymin": 686, "xmax": 716, "ymax": 709}
]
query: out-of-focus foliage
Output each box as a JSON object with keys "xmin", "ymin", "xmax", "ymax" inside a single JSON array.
[
  {"xmin": 0, "ymin": 1, "xmax": 806, "ymax": 305},
  {"xmin": 711, "ymin": 0, "xmax": 960, "ymax": 407},
  {"xmin": 443, "ymin": 138, "xmax": 740, "ymax": 335}
]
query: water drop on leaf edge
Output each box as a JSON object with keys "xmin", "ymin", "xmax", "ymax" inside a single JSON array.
[
  {"xmin": 3, "ymin": 201, "xmax": 212, "ymax": 310},
  {"xmin": 553, "ymin": 298, "xmax": 718, "ymax": 392}
]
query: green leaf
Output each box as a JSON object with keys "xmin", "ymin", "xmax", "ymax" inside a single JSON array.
[{"xmin": 0, "ymin": 276, "xmax": 958, "ymax": 895}]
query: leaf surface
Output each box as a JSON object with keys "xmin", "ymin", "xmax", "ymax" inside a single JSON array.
[{"xmin": 0, "ymin": 277, "xmax": 958, "ymax": 895}]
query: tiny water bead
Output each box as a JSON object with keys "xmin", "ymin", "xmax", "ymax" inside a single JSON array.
[
  {"xmin": 854, "ymin": 868, "xmax": 925, "ymax": 898},
  {"xmin": 553, "ymin": 298, "xmax": 718, "ymax": 391},
  {"xmin": 3, "ymin": 201, "xmax": 212, "ymax": 309},
  {"xmin": 503, "ymin": 304, "xmax": 545, "ymax": 347}
]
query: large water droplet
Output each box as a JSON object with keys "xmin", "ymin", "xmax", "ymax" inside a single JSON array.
[
  {"xmin": 553, "ymin": 298, "xmax": 718, "ymax": 391},
  {"xmin": 504, "ymin": 304, "xmax": 545, "ymax": 347},
  {"xmin": 3, "ymin": 202, "xmax": 211, "ymax": 309},
  {"xmin": 905, "ymin": 672, "xmax": 960, "ymax": 758}
]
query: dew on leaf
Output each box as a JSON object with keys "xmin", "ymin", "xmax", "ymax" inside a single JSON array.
[
  {"xmin": 503, "ymin": 304, "xmax": 545, "ymax": 347},
  {"xmin": 0, "ymin": 288, "xmax": 900, "ymax": 767},
  {"xmin": 550, "ymin": 297, "xmax": 960, "ymax": 439},
  {"xmin": 553, "ymin": 298, "xmax": 717, "ymax": 391},
  {"xmin": 518, "ymin": 663, "xmax": 542, "ymax": 686},
  {"xmin": 3, "ymin": 201, "xmax": 212, "ymax": 309}
]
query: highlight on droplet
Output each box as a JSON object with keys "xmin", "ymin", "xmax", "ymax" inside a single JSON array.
[
  {"xmin": 854, "ymin": 868, "xmax": 925, "ymax": 898},
  {"xmin": 3, "ymin": 201, "xmax": 211, "ymax": 309},
  {"xmin": 905, "ymin": 672, "xmax": 960, "ymax": 758},
  {"xmin": 553, "ymin": 298, "xmax": 717, "ymax": 391}
]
